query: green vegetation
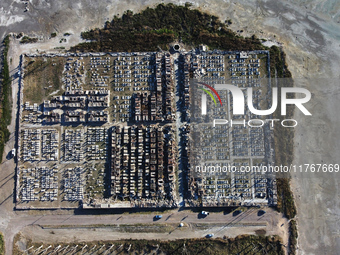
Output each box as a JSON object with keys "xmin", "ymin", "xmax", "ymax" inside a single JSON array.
[
  {"xmin": 225, "ymin": 19, "xmax": 232, "ymax": 25},
  {"xmin": 270, "ymin": 46, "xmax": 292, "ymax": 79},
  {"xmin": 71, "ymin": 3, "xmax": 265, "ymax": 52},
  {"xmin": 15, "ymin": 235, "xmax": 283, "ymax": 255},
  {"xmin": 51, "ymin": 32, "xmax": 57, "ymax": 38},
  {"xmin": 288, "ymin": 220, "xmax": 298, "ymax": 255},
  {"xmin": 70, "ymin": 5, "xmax": 296, "ymax": 220},
  {"xmin": 20, "ymin": 36, "xmax": 38, "ymax": 44},
  {"xmin": 270, "ymin": 46, "xmax": 297, "ymax": 220},
  {"xmin": 276, "ymin": 178, "xmax": 296, "ymax": 219},
  {"xmin": 23, "ymin": 57, "xmax": 66, "ymax": 104},
  {"xmin": 0, "ymin": 35, "xmax": 11, "ymax": 162},
  {"xmin": 42, "ymin": 223, "xmax": 177, "ymax": 233},
  {"xmin": 16, "ymin": 3, "xmax": 295, "ymax": 252},
  {"xmin": 0, "ymin": 232, "xmax": 4, "ymax": 255},
  {"xmin": 16, "ymin": 32, "xmax": 23, "ymax": 39}
]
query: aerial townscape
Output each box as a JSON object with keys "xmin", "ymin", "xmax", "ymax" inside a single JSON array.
[
  {"xmin": 16, "ymin": 49, "xmax": 276, "ymax": 211},
  {"xmin": 0, "ymin": 1, "xmax": 339, "ymax": 255}
]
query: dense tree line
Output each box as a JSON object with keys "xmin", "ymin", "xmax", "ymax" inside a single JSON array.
[
  {"xmin": 270, "ymin": 46, "xmax": 297, "ymax": 222},
  {"xmin": 71, "ymin": 3, "xmax": 264, "ymax": 52},
  {"xmin": 0, "ymin": 231, "xmax": 4, "ymax": 255},
  {"xmin": 0, "ymin": 35, "xmax": 11, "ymax": 162}
]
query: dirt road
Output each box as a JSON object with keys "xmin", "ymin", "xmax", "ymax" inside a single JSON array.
[{"xmin": 7, "ymin": 207, "xmax": 288, "ymax": 254}]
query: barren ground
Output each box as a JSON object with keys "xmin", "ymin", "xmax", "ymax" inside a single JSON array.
[{"xmin": 1, "ymin": 1, "xmax": 340, "ymax": 255}]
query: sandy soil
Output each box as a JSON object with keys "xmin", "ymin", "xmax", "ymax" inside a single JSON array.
[
  {"xmin": 0, "ymin": 0, "xmax": 340, "ymax": 254},
  {"xmin": 291, "ymin": 78, "xmax": 340, "ymax": 255},
  {"xmin": 18, "ymin": 224, "xmax": 271, "ymax": 245},
  {"xmin": 12, "ymin": 208, "xmax": 287, "ymax": 251}
]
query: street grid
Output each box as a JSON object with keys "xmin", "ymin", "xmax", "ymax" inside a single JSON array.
[{"xmin": 16, "ymin": 49, "xmax": 276, "ymax": 210}]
